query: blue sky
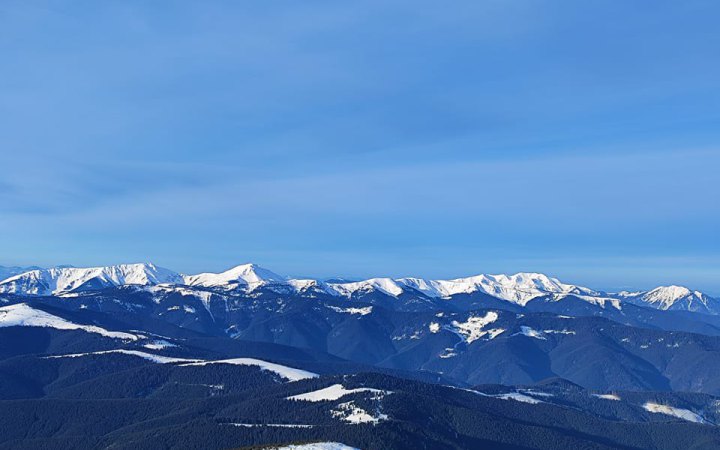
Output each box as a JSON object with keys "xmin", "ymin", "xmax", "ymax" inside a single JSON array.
[{"xmin": 1, "ymin": 1, "xmax": 719, "ymax": 293}]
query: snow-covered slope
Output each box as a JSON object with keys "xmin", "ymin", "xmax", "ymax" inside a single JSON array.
[
  {"xmin": 0, "ymin": 265, "xmax": 43, "ymax": 283},
  {"xmin": 616, "ymin": 286, "xmax": 720, "ymax": 314},
  {"xmin": 0, "ymin": 303, "xmax": 141, "ymax": 340},
  {"xmin": 183, "ymin": 263, "xmax": 285, "ymax": 290},
  {"xmin": 0, "ymin": 263, "xmax": 181, "ymax": 296}
]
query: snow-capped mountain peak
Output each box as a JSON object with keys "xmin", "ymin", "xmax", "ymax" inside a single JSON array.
[
  {"xmin": 183, "ymin": 263, "xmax": 285, "ymax": 289},
  {"xmin": 617, "ymin": 285, "xmax": 719, "ymax": 314},
  {"xmin": 0, "ymin": 263, "xmax": 182, "ymax": 296}
]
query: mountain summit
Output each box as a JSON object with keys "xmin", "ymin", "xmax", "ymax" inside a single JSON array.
[
  {"xmin": 183, "ymin": 263, "xmax": 285, "ymax": 288},
  {"xmin": 618, "ymin": 285, "xmax": 720, "ymax": 314}
]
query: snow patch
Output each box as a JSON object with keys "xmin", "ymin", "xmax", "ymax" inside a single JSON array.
[
  {"xmin": 493, "ymin": 392, "xmax": 544, "ymax": 404},
  {"xmin": 332, "ymin": 401, "xmax": 388, "ymax": 424},
  {"xmin": 516, "ymin": 326, "xmax": 546, "ymax": 340},
  {"xmin": 643, "ymin": 402, "xmax": 706, "ymax": 423},
  {"xmin": 449, "ymin": 311, "xmax": 502, "ymax": 343},
  {"xmin": 543, "ymin": 329, "xmax": 576, "ymax": 335},
  {"xmin": 229, "ymin": 423, "xmax": 314, "ymax": 429},
  {"xmin": 143, "ymin": 339, "xmax": 177, "ymax": 350},
  {"xmin": 327, "ymin": 305, "xmax": 373, "ymax": 316},
  {"xmin": 593, "ymin": 393, "xmax": 621, "ymax": 401},
  {"xmin": 288, "ymin": 384, "xmax": 390, "ymax": 402},
  {"xmin": 266, "ymin": 443, "xmax": 359, "ymax": 450}
]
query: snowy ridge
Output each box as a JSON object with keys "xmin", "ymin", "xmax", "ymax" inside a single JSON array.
[
  {"xmin": 0, "ymin": 265, "xmax": 42, "ymax": 282},
  {"xmin": 46, "ymin": 351, "xmax": 318, "ymax": 381},
  {"xmin": 179, "ymin": 357, "xmax": 318, "ymax": 381},
  {"xmin": 395, "ymin": 272, "xmax": 600, "ymax": 305},
  {"xmin": 288, "ymin": 384, "xmax": 390, "ymax": 402},
  {"xmin": 0, "ymin": 263, "xmax": 181, "ymax": 296},
  {"xmin": 0, "ymin": 303, "xmax": 141, "ymax": 340},
  {"xmin": 45, "ymin": 349, "xmax": 199, "ymax": 364}
]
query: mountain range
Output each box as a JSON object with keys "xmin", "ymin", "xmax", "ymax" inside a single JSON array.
[
  {"xmin": 1, "ymin": 262, "xmax": 717, "ymax": 314},
  {"xmin": 4, "ymin": 261, "xmax": 720, "ymax": 449}
]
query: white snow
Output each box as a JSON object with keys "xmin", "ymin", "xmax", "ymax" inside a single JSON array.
[
  {"xmin": 519, "ymin": 390, "xmax": 554, "ymax": 398},
  {"xmin": 593, "ymin": 393, "xmax": 621, "ymax": 401},
  {"xmin": 326, "ymin": 305, "xmax": 373, "ymax": 316},
  {"xmin": 493, "ymin": 392, "xmax": 544, "ymax": 404},
  {"xmin": 0, "ymin": 303, "xmax": 141, "ymax": 340},
  {"xmin": 429, "ymin": 322, "xmax": 441, "ymax": 333},
  {"xmin": 179, "ymin": 357, "xmax": 318, "ymax": 381},
  {"xmin": 517, "ymin": 326, "xmax": 546, "ymax": 340},
  {"xmin": 12, "ymin": 260, "xmax": 716, "ymax": 317},
  {"xmin": 324, "ymin": 272, "xmax": 600, "ymax": 306},
  {"xmin": 143, "ymin": 339, "xmax": 177, "ymax": 350},
  {"xmin": 266, "ymin": 443, "xmax": 359, "ymax": 450},
  {"xmin": 6, "ymin": 260, "xmax": 717, "ymax": 318},
  {"xmin": 627, "ymin": 286, "xmax": 718, "ymax": 313},
  {"xmin": 327, "ymin": 278, "xmax": 404, "ymax": 297},
  {"xmin": 45, "ymin": 349, "xmax": 199, "ymax": 364},
  {"xmin": 46, "ymin": 351, "xmax": 317, "ymax": 381},
  {"xmin": 149, "ymin": 285, "xmax": 214, "ymax": 308},
  {"xmin": 643, "ymin": 402, "xmax": 706, "ymax": 423},
  {"xmin": 332, "ymin": 401, "xmax": 388, "ymax": 424},
  {"xmin": 467, "ymin": 388, "xmax": 546, "ymax": 404},
  {"xmin": 183, "ymin": 263, "xmax": 284, "ymax": 290},
  {"xmin": 439, "ymin": 348, "xmax": 457, "ymax": 358},
  {"xmin": 288, "ymin": 384, "xmax": 390, "ymax": 402},
  {"xmin": 229, "ymin": 423, "xmax": 314, "ymax": 429},
  {"xmin": 543, "ymin": 329, "xmax": 576, "ymax": 335},
  {"xmin": 0, "ymin": 263, "xmax": 181, "ymax": 295},
  {"xmin": 445, "ymin": 312, "xmax": 505, "ymax": 343}
]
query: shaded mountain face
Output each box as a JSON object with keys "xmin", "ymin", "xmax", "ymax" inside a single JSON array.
[
  {"xmin": 3, "ymin": 306, "xmax": 720, "ymax": 450},
  {"xmin": 4, "ymin": 285, "xmax": 720, "ymax": 394}
]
